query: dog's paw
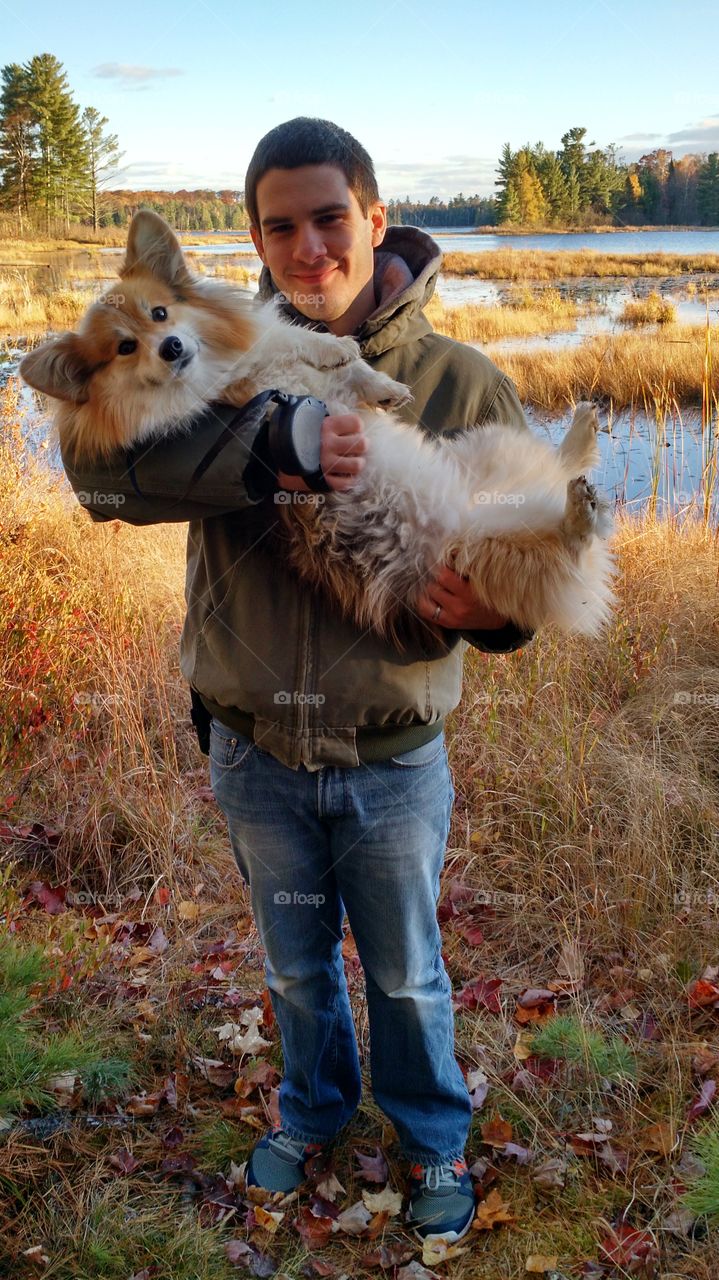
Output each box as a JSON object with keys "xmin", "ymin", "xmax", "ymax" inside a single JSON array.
[
  {"xmin": 346, "ymin": 363, "xmax": 412, "ymax": 409},
  {"xmin": 304, "ymin": 331, "xmax": 361, "ymax": 370},
  {"xmin": 562, "ymin": 474, "xmax": 599, "ymax": 542}
]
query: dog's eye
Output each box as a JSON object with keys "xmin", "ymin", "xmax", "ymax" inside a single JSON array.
[
  {"xmin": 118, "ymin": 339, "xmax": 137, "ymax": 356},
  {"xmin": 151, "ymin": 307, "xmax": 168, "ymax": 322}
]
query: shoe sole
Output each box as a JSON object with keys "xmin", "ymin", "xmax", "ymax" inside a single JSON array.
[{"xmin": 410, "ymin": 1209, "xmax": 475, "ymax": 1245}]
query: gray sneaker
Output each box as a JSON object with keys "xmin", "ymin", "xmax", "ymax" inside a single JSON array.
[
  {"xmin": 406, "ymin": 1158, "xmax": 475, "ymax": 1241},
  {"xmin": 246, "ymin": 1126, "xmax": 326, "ymax": 1193}
]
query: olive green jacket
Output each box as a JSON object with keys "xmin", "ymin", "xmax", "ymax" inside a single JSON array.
[{"xmin": 60, "ymin": 225, "xmax": 534, "ymax": 770}]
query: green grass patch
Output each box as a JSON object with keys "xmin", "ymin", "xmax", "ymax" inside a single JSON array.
[
  {"xmin": 529, "ymin": 1014, "xmax": 636, "ymax": 1081},
  {"xmin": 681, "ymin": 1119, "xmax": 719, "ymax": 1222},
  {"xmin": 0, "ymin": 935, "xmax": 134, "ymax": 1121}
]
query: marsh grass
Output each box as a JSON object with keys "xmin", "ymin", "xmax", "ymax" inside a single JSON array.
[
  {"xmin": 619, "ymin": 290, "xmax": 677, "ymax": 326},
  {"xmin": 491, "ymin": 323, "xmax": 719, "ymax": 409},
  {"xmin": 0, "ymin": 271, "xmax": 94, "ymax": 334},
  {"xmin": 426, "ymin": 289, "xmax": 582, "ymax": 343},
  {"xmin": 443, "ymin": 248, "xmax": 719, "ymax": 280}
]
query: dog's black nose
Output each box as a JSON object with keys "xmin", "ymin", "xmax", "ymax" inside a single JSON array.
[{"xmin": 159, "ymin": 335, "xmax": 184, "ymax": 362}]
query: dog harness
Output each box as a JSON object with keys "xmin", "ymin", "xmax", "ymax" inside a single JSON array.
[{"xmin": 124, "ymin": 389, "xmax": 330, "ymax": 510}]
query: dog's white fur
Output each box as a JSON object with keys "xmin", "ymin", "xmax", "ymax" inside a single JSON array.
[{"xmin": 20, "ymin": 210, "xmax": 615, "ymax": 648}]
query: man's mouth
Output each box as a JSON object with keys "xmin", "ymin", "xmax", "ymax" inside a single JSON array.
[{"xmin": 291, "ymin": 267, "xmax": 337, "ymax": 286}]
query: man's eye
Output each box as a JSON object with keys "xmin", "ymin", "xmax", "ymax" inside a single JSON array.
[
  {"xmin": 151, "ymin": 306, "xmax": 167, "ymax": 322},
  {"xmin": 118, "ymin": 339, "xmax": 137, "ymax": 356}
]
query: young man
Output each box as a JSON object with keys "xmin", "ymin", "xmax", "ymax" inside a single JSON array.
[{"xmin": 61, "ymin": 118, "xmax": 534, "ymax": 1243}]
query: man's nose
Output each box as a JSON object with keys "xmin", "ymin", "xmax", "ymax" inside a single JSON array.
[{"xmin": 292, "ymin": 225, "xmax": 326, "ymax": 262}]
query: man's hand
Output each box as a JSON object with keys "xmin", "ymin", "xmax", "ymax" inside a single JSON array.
[
  {"xmin": 416, "ymin": 561, "xmax": 510, "ymax": 631},
  {"xmin": 278, "ymin": 413, "xmax": 367, "ymax": 493}
]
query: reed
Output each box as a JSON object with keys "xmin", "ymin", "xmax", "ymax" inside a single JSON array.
[
  {"xmin": 443, "ymin": 248, "xmax": 719, "ymax": 281},
  {"xmin": 492, "ymin": 323, "xmax": 719, "ymax": 410}
]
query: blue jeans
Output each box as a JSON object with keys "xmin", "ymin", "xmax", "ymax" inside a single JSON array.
[{"xmin": 208, "ymin": 717, "xmax": 472, "ymax": 1165}]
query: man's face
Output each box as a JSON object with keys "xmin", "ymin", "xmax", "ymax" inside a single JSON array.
[{"xmin": 250, "ymin": 164, "xmax": 387, "ymax": 334}]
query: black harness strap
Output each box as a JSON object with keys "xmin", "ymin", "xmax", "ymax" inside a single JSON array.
[{"xmin": 124, "ymin": 389, "xmax": 280, "ymax": 512}]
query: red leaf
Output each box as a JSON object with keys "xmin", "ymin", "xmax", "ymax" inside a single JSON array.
[
  {"xmin": 686, "ymin": 1078, "xmax": 717, "ymax": 1122},
  {"xmin": 453, "ymin": 975, "xmax": 503, "ymax": 1014},
  {"xmin": 353, "ymin": 1146, "xmax": 389, "ymax": 1184}
]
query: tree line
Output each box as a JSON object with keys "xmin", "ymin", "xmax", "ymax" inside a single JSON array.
[
  {"xmin": 0, "ymin": 54, "xmax": 121, "ymax": 233},
  {"xmin": 494, "ymin": 127, "xmax": 719, "ymax": 227},
  {"xmin": 1, "ymin": 56, "xmax": 718, "ymax": 234}
]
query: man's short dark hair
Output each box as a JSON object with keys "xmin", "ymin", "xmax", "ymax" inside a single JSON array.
[{"xmin": 245, "ymin": 117, "xmax": 380, "ymax": 227}]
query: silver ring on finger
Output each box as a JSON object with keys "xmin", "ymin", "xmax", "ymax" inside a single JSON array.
[{"xmin": 433, "ymin": 603, "xmax": 441, "ymax": 622}]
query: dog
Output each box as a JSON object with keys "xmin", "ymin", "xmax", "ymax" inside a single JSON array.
[{"xmin": 20, "ymin": 210, "xmax": 615, "ymax": 650}]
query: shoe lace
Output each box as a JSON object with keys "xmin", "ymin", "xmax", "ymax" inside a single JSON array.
[
  {"xmin": 267, "ymin": 1129, "xmax": 308, "ymax": 1162},
  {"xmin": 424, "ymin": 1163, "xmax": 461, "ymax": 1192}
]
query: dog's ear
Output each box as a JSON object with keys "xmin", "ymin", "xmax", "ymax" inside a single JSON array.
[
  {"xmin": 20, "ymin": 334, "xmax": 93, "ymax": 404},
  {"xmin": 122, "ymin": 210, "xmax": 190, "ymax": 289}
]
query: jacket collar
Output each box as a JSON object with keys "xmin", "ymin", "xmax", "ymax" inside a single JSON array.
[{"xmin": 255, "ymin": 225, "xmax": 442, "ymax": 357}]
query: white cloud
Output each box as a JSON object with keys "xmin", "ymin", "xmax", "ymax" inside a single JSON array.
[{"xmin": 92, "ymin": 62, "xmax": 184, "ymax": 88}]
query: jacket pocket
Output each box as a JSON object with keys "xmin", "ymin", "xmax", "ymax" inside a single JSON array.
[{"xmin": 389, "ymin": 734, "xmax": 445, "ymax": 768}]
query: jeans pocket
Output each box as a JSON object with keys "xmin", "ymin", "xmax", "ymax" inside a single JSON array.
[
  {"xmin": 389, "ymin": 733, "xmax": 445, "ymax": 768},
  {"xmin": 209, "ymin": 719, "xmax": 256, "ymax": 774}
]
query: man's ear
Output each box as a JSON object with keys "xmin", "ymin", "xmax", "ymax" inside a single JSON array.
[
  {"xmin": 249, "ymin": 223, "xmax": 266, "ymax": 264},
  {"xmin": 370, "ymin": 201, "xmax": 387, "ymax": 248},
  {"xmin": 122, "ymin": 210, "xmax": 191, "ymax": 289},
  {"xmin": 20, "ymin": 334, "xmax": 93, "ymax": 404}
]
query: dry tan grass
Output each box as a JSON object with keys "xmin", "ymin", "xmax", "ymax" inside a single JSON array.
[
  {"xmin": 619, "ymin": 290, "xmax": 677, "ymax": 327},
  {"xmin": 443, "ymin": 249, "xmax": 719, "ymax": 281},
  {"xmin": 0, "ymin": 272, "xmax": 95, "ymax": 335},
  {"xmin": 426, "ymin": 287, "xmax": 584, "ymax": 343},
  {"xmin": 491, "ymin": 323, "xmax": 719, "ymax": 409}
]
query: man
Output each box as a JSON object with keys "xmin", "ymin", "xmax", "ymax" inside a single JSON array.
[{"xmin": 61, "ymin": 118, "xmax": 534, "ymax": 1243}]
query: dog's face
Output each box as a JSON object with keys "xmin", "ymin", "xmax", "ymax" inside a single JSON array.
[{"xmin": 20, "ymin": 211, "xmax": 257, "ymax": 456}]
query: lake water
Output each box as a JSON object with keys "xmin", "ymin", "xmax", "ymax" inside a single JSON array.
[{"xmin": 426, "ymin": 228, "xmax": 719, "ymax": 255}]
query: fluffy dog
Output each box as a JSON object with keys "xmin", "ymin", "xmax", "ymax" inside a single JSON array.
[{"xmin": 20, "ymin": 210, "xmax": 615, "ymax": 648}]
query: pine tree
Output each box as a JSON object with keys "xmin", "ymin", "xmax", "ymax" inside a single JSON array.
[
  {"xmin": 0, "ymin": 63, "xmax": 36, "ymax": 232},
  {"xmin": 25, "ymin": 53, "xmax": 88, "ymax": 232},
  {"xmin": 81, "ymin": 107, "xmax": 121, "ymax": 231},
  {"xmin": 495, "ymin": 142, "xmax": 517, "ymax": 223},
  {"xmin": 697, "ymin": 153, "xmax": 719, "ymax": 226}
]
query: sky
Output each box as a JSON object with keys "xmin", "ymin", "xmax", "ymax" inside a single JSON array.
[{"xmin": 2, "ymin": 0, "xmax": 718, "ymax": 199}]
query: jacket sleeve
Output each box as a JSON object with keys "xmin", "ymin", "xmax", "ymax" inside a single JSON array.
[
  {"xmin": 478, "ymin": 372, "xmax": 531, "ymax": 431},
  {"xmin": 60, "ymin": 403, "xmax": 277, "ymax": 527}
]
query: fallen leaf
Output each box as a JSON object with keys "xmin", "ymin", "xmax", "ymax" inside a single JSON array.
[
  {"xmin": 361, "ymin": 1186, "xmax": 403, "ymax": 1216},
  {"xmin": 109, "ymin": 1147, "xmax": 140, "ymax": 1175},
  {"xmin": 315, "ymin": 1170, "xmax": 346, "ymax": 1202},
  {"xmin": 178, "ymin": 900, "xmax": 200, "ymax": 921},
  {"xmin": 472, "ymin": 1187, "xmax": 515, "ymax": 1230},
  {"xmin": 335, "ymin": 1199, "xmax": 372, "ymax": 1235},
  {"xmin": 637, "ymin": 1121, "xmax": 676, "ymax": 1157},
  {"xmin": 360, "ymin": 1242, "xmax": 415, "ymax": 1268},
  {"xmin": 687, "ymin": 1078, "xmax": 717, "ymax": 1121},
  {"xmin": 421, "ymin": 1238, "xmax": 470, "ymax": 1267},
  {"xmin": 481, "ymin": 1113, "xmax": 513, "ymax": 1147},
  {"xmin": 253, "ymin": 1205, "xmax": 284, "ymax": 1233},
  {"xmin": 525, "ymin": 1256, "xmax": 559, "ymax": 1273},
  {"xmin": 453, "ymin": 974, "xmax": 502, "ymax": 1014},
  {"xmin": 557, "ymin": 938, "xmax": 584, "ymax": 984},
  {"xmin": 354, "ymin": 1146, "xmax": 389, "ymax": 1183},
  {"xmin": 532, "ymin": 1156, "xmax": 566, "ymax": 1192}
]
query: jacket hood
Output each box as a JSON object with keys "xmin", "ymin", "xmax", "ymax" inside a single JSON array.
[{"xmin": 255, "ymin": 224, "xmax": 442, "ymax": 358}]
